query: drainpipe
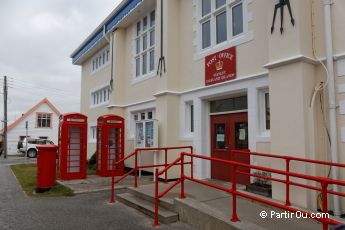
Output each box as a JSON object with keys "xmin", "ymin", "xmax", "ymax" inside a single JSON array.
[
  {"xmin": 103, "ymin": 25, "xmax": 115, "ymax": 90},
  {"xmin": 322, "ymin": 0, "xmax": 341, "ymax": 216}
]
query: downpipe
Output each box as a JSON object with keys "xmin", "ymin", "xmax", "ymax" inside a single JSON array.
[{"xmin": 322, "ymin": 0, "xmax": 341, "ymax": 216}]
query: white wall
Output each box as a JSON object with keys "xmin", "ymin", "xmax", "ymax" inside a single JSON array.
[{"xmin": 7, "ymin": 103, "xmax": 60, "ymax": 155}]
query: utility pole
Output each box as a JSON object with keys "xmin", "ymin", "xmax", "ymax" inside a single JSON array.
[{"xmin": 3, "ymin": 76, "xmax": 8, "ymax": 159}]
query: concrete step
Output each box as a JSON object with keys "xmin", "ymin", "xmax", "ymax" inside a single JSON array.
[
  {"xmin": 117, "ymin": 193, "xmax": 179, "ymax": 224},
  {"xmin": 127, "ymin": 187, "xmax": 176, "ymax": 211}
]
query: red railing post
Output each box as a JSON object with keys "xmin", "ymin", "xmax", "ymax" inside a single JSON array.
[
  {"xmin": 321, "ymin": 181, "xmax": 329, "ymax": 230},
  {"xmin": 190, "ymin": 147, "xmax": 194, "ymax": 179},
  {"xmin": 231, "ymin": 164, "xmax": 240, "ymax": 222},
  {"xmin": 164, "ymin": 149, "xmax": 168, "ymax": 184},
  {"xmin": 180, "ymin": 153, "xmax": 186, "ymax": 199},
  {"xmin": 134, "ymin": 150, "xmax": 138, "ymax": 188},
  {"xmin": 109, "ymin": 160, "xmax": 115, "ymax": 203},
  {"xmin": 285, "ymin": 158, "xmax": 291, "ymax": 206},
  {"xmin": 153, "ymin": 168, "xmax": 160, "ymax": 227}
]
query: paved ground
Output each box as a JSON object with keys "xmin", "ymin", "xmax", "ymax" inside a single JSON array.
[{"xmin": 0, "ymin": 158, "xmax": 193, "ymax": 230}]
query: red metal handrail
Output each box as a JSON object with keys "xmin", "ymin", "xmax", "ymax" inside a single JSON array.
[
  {"xmin": 153, "ymin": 151, "xmax": 345, "ymax": 229},
  {"xmin": 109, "ymin": 146, "xmax": 193, "ymax": 203}
]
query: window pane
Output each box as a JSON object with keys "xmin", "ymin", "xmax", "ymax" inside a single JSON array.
[
  {"xmin": 202, "ymin": 20, "xmax": 211, "ymax": 49},
  {"xmin": 265, "ymin": 93, "xmax": 270, "ymax": 130},
  {"xmin": 107, "ymin": 50, "xmax": 109, "ymax": 61},
  {"xmin": 142, "ymin": 52, "xmax": 147, "ymax": 75},
  {"xmin": 215, "ymin": 124, "xmax": 226, "ymax": 149},
  {"xmin": 148, "ymin": 111, "xmax": 153, "ymax": 119},
  {"xmin": 216, "ymin": 0, "xmax": 226, "ymax": 8},
  {"xmin": 137, "ymin": 22, "xmax": 141, "ymax": 36},
  {"xmin": 216, "ymin": 11, "xmax": 227, "ymax": 44},
  {"xmin": 143, "ymin": 34, "xmax": 147, "ymax": 50},
  {"xmin": 210, "ymin": 96, "xmax": 248, "ymax": 113},
  {"xmin": 202, "ymin": 0, "xmax": 211, "ymax": 16},
  {"xmin": 149, "ymin": 50, "xmax": 154, "ymax": 71},
  {"xmin": 135, "ymin": 57, "xmax": 140, "ymax": 77},
  {"xmin": 150, "ymin": 30, "xmax": 155, "ymax": 46},
  {"xmin": 150, "ymin": 11, "xmax": 155, "ymax": 27},
  {"xmin": 104, "ymin": 89, "xmax": 106, "ymax": 101},
  {"xmin": 103, "ymin": 52, "xmax": 105, "ymax": 64},
  {"xmin": 190, "ymin": 104, "xmax": 194, "ymax": 132},
  {"xmin": 141, "ymin": 113, "xmax": 145, "ymax": 120},
  {"xmin": 136, "ymin": 38, "xmax": 140, "ymax": 54},
  {"xmin": 143, "ymin": 16, "xmax": 148, "ymax": 31},
  {"xmin": 232, "ymin": 3, "xmax": 243, "ymax": 36}
]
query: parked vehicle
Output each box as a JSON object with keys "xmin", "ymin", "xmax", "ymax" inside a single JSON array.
[{"xmin": 20, "ymin": 138, "xmax": 54, "ymax": 158}]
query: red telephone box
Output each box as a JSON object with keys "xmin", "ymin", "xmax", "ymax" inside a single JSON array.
[
  {"xmin": 96, "ymin": 114, "xmax": 124, "ymax": 177},
  {"xmin": 58, "ymin": 113, "xmax": 87, "ymax": 180}
]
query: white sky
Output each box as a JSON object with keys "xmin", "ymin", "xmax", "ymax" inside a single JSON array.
[{"xmin": 0, "ymin": 0, "xmax": 122, "ymax": 124}]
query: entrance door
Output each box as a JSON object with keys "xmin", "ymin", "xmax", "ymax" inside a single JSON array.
[{"xmin": 211, "ymin": 112, "xmax": 250, "ymax": 184}]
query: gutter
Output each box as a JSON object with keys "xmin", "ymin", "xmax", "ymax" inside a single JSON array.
[{"xmin": 322, "ymin": 0, "xmax": 341, "ymax": 216}]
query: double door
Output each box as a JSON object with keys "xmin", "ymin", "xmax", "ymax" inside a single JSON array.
[{"xmin": 211, "ymin": 112, "xmax": 250, "ymax": 184}]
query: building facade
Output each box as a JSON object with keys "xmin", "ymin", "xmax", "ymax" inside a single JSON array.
[
  {"xmin": 71, "ymin": 0, "xmax": 345, "ymax": 213},
  {"xmin": 6, "ymin": 98, "xmax": 61, "ymax": 154}
]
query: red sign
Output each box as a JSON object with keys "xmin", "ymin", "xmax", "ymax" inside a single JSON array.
[{"xmin": 205, "ymin": 47, "xmax": 236, "ymax": 86}]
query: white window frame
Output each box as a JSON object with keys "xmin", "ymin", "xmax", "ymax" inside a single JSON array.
[
  {"xmin": 91, "ymin": 46, "xmax": 110, "ymax": 74},
  {"xmin": 88, "ymin": 122, "xmax": 97, "ymax": 143},
  {"xmin": 257, "ymin": 88, "xmax": 270, "ymax": 141},
  {"xmin": 128, "ymin": 109, "xmax": 156, "ymax": 139},
  {"xmin": 132, "ymin": 9, "xmax": 157, "ymax": 85},
  {"xmin": 194, "ymin": 0, "xmax": 252, "ymax": 60},
  {"xmin": 89, "ymin": 83, "xmax": 111, "ymax": 108}
]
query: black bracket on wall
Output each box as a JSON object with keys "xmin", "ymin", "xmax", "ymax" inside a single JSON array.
[
  {"xmin": 271, "ymin": 0, "xmax": 295, "ymax": 34},
  {"xmin": 157, "ymin": 0, "xmax": 166, "ymax": 76}
]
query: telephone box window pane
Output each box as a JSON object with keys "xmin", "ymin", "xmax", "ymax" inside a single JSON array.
[
  {"xmin": 215, "ymin": 124, "xmax": 226, "ymax": 149},
  {"xmin": 202, "ymin": 20, "xmax": 211, "ymax": 49},
  {"xmin": 216, "ymin": 0, "xmax": 226, "ymax": 8},
  {"xmin": 216, "ymin": 11, "xmax": 227, "ymax": 44},
  {"xmin": 210, "ymin": 96, "xmax": 248, "ymax": 113},
  {"xmin": 232, "ymin": 3, "xmax": 243, "ymax": 36},
  {"xmin": 265, "ymin": 93, "xmax": 270, "ymax": 130},
  {"xmin": 202, "ymin": 0, "xmax": 211, "ymax": 16}
]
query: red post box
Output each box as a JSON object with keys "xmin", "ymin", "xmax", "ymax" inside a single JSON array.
[
  {"xmin": 96, "ymin": 115, "xmax": 125, "ymax": 177},
  {"xmin": 58, "ymin": 113, "xmax": 87, "ymax": 180},
  {"xmin": 36, "ymin": 145, "xmax": 58, "ymax": 193}
]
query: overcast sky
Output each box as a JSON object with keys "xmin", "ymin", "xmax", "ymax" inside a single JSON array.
[{"xmin": 0, "ymin": 0, "xmax": 121, "ymax": 124}]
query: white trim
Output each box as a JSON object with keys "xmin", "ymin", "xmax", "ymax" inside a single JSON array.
[
  {"xmin": 180, "ymin": 73, "xmax": 269, "ymax": 179},
  {"xmin": 193, "ymin": 0, "xmax": 253, "ymax": 61},
  {"xmin": 125, "ymin": 100, "xmax": 156, "ymax": 140},
  {"xmin": 107, "ymin": 98, "xmax": 156, "ymax": 109},
  {"xmin": 264, "ymin": 55, "xmax": 320, "ymax": 69},
  {"xmin": 209, "ymin": 109, "xmax": 248, "ymax": 116}
]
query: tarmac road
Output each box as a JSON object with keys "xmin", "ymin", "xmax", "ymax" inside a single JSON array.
[{"xmin": 0, "ymin": 157, "xmax": 192, "ymax": 230}]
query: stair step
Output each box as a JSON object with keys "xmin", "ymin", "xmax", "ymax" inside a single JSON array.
[
  {"xmin": 127, "ymin": 187, "xmax": 176, "ymax": 211},
  {"xmin": 117, "ymin": 193, "xmax": 179, "ymax": 224}
]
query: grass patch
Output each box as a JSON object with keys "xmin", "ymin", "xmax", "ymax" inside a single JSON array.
[{"xmin": 11, "ymin": 164, "xmax": 74, "ymax": 197}]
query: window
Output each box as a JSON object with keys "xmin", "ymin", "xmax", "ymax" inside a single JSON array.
[
  {"xmin": 210, "ymin": 96, "xmax": 247, "ymax": 113},
  {"xmin": 37, "ymin": 113, "xmax": 51, "ymax": 128},
  {"xmin": 199, "ymin": 0, "xmax": 244, "ymax": 50},
  {"xmin": 258, "ymin": 89, "xmax": 270, "ymax": 138},
  {"xmin": 91, "ymin": 46, "xmax": 110, "ymax": 72},
  {"xmin": 185, "ymin": 102, "xmax": 194, "ymax": 135},
  {"xmin": 132, "ymin": 110, "xmax": 157, "ymax": 148},
  {"xmin": 134, "ymin": 10, "xmax": 156, "ymax": 78},
  {"xmin": 89, "ymin": 126, "xmax": 96, "ymax": 142},
  {"xmin": 91, "ymin": 86, "xmax": 111, "ymax": 107}
]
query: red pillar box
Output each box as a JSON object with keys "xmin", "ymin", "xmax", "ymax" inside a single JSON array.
[
  {"xmin": 36, "ymin": 145, "xmax": 58, "ymax": 193},
  {"xmin": 96, "ymin": 115, "xmax": 125, "ymax": 177},
  {"xmin": 58, "ymin": 113, "xmax": 88, "ymax": 180}
]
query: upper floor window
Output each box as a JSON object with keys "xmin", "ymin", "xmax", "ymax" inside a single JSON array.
[
  {"xmin": 37, "ymin": 113, "xmax": 52, "ymax": 128},
  {"xmin": 200, "ymin": 0, "xmax": 244, "ymax": 50},
  {"xmin": 134, "ymin": 10, "xmax": 156, "ymax": 78},
  {"xmin": 92, "ymin": 46, "xmax": 110, "ymax": 73},
  {"xmin": 91, "ymin": 86, "xmax": 110, "ymax": 107}
]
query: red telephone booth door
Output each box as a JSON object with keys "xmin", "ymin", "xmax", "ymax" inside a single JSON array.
[
  {"xmin": 211, "ymin": 112, "xmax": 250, "ymax": 185},
  {"xmin": 66, "ymin": 125, "xmax": 86, "ymax": 177}
]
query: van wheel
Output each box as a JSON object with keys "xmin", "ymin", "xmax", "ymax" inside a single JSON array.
[{"xmin": 27, "ymin": 149, "xmax": 37, "ymax": 158}]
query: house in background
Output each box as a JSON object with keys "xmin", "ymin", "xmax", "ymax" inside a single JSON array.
[{"xmin": 5, "ymin": 98, "xmax": 61, "ymax": 155}]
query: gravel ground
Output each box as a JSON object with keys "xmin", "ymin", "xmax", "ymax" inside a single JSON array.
[{"xmin": 0, "ymin": 158, "xmax": 193, "ymax": 230}]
